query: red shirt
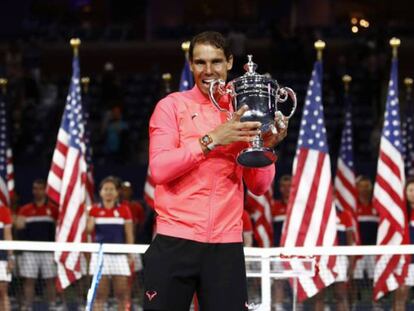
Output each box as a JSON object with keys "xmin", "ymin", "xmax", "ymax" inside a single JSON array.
[
  {"xmin": 0, "ymin": 205, "xmax": 11, "ymax": 260},
  {"xmin": 337, "ymin": 208, "xmax": 355, "ymax": 246},
  {"xmin": 0, "ymin": 206, "xmax": 12, "ymax": 240},
  {"xmin": 272, "ymin": 200, "xmax": 287, "ymax": 222},
  {"xmin": 18, "ymin": 202, "xmax": 58, "ymax": 241},
  {"xmin": 122, "ymin": 200, "xmax": 145, "ymax": 225},
  {"xmin": 89, "ymin": 203, "xmax": 132, "ymax": 244},
  {"xmin": 149, "ymin": 86, "xmax": 275, "ymax": 243}
]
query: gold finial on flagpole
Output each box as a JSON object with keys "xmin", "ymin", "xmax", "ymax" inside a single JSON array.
[
  {"xmin": 389, "ymin": 37, "xmax": 400, "ymax": 59},
  {"xmin": 162, "ymin": 73, "xmax": 172, "ymax": 94},
  {"xmin": 181, "ymin": 41, "xmax": 191, "ymax": 60},
  {"xmin": 70, "ymin": 38, "xmax": 81, "ymax": 56},
  {"xmin": 405, "ymin": 77, "xmax": 413, "ymax": 99},
  {"xmin": 181, "ymin": 41, "xmax": 190, "ymax": 52},
  {"xmin": 342, "ymin": 75, "xmax": 352, "ymax": 94},
  {"xmin": 162, "ymin": 73, "xmax": 172, "ymax": 81},
  {"xmin": 81, "ymin": 77, "xmax": 90, "ymax": 94},
  {"xmin": 314, "ymin": 40, "xmax": 326, "ymax": 61},
  {"xmin": 0, "ymin": 78, "xmax": 7, "ymax": 95}
]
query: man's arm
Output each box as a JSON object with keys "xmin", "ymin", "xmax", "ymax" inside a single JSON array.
[
  {"xmin": 149, "ymin": 99, "xmax": 207, "ymax": 185},
  {"xmin": 150, "ymin": 101, "xmax": 261, "ymax": 185}
]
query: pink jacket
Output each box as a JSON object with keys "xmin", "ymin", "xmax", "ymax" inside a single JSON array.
[{"xmin": 149, "ymin": 86, "xmax": 275, "ymax": 243}]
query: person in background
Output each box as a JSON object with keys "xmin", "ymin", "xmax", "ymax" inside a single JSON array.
[
  {"xmin": 353, "ymin": 176, "xmax": 378, "ymax": 301},
  {"xmin": 87, "ymin": 176, "xmax": 134, "ymax": 311},
  {"xmin": 120, "ymin": 180, "xmax": 146, "ymax": 307},
  {"xmin": 0, "ymin": 202, "xmax": 14, "ymax": 311},
  {"xmin": 15, "ymin": 179, "xmax": 59, "ymax": 311},
  {"xmin": 120, "ymin": 181, "xmax": 145, "ymax": 239},
  {"xmin": 334, "ymin": 208, "xmax": 356, "ymax": 310},
  {"xmin": 272, "ymin": 175, "xmax": 291, "ymax": 311},
  {"xmin": 393, "ymin": 178, "xmax": 414, "ymax": 311}
]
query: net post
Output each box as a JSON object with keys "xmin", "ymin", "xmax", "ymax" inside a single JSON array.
[
  {"xmin": 292, "ymin": 277, "xmax": 298, "ymax": 311},
  {"xmin": 260, "ymin": 254, "xmax": 272, "ymax": 311}
]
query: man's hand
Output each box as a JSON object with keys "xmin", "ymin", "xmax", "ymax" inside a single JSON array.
[
  {"xmin": 262, "ymin": 111, "xmax": 289, "ymax": 148},
  {"xmin": 7, "ymin": 256, "xmax": 15, "ymax": 273},
  {"xmin": 209, "ymin": 105, "xmax": 261, "ymax": 146},
  {"xmin": 15, "ymin": 216, "xmax": 26, "ymax": 230}
]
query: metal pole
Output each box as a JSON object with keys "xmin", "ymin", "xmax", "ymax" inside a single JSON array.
[{"xmin": 261, "ymin": 255, "xmax": 271, "ymax": 311}]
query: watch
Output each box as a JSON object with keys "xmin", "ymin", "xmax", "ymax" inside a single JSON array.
[{"xmin": 199, "ymin": 134, "xmax": 215, "ymax": 151}]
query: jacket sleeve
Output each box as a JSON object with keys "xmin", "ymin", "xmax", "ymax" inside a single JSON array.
[
  {"xmin": 243, "ymin": 165, "xmax": 275, "ymax": 195},
  {"xmin": 149, "ymin": 98, "xmax": 205, "ymax": 185}
]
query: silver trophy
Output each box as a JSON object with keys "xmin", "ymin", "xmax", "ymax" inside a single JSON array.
[{"xmin": 208, "ymin": 55, "xmax": 297, "ymax": 168}]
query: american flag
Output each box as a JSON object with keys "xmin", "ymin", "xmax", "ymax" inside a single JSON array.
[
  {"xmin": 179, "ymin": 58, "xmax": 194, "ymax": 92},
  {"xmin": 334, "ymin": 95, "xmax": 359, "ymax": 244},
  {"xmin": 144, "ymin": 168, "xmax": 155, "ymax": 209},
  {"xmin": 0, "ymin": 90, "xmax": 14, "ymax": 207},
  {"xmin": 373, "ymin": 58, "xmax": 409, "ymax": 300},
  {"xmin": 280, "ymin": 60, "xmax": 337, "ymax": 300},
  {"xmin": 47, "ymin": 52, "xmax": 88, "ymax": 290},
  {"xmin": 245, "ymin": 189, "xmax": 274, "ymax": 247},
  {"xmin": 401, "ymin": 88, "xmax": 414, "ymax": 178}
]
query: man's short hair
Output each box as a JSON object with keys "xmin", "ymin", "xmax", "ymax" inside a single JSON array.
[
  {"xmin": 279, "ymin": 175, "xmax": 292, "ymax": 183},
  {"xmin": 33, "ymin": 179, "xmax": 46, "ymax": 187},
  {"xmin": 356, "ymin": 175, "xmax": 372, "ymax": 184},
  {"xmin": 99, "ymin": 176, "xmax": 122, "ymax": 190},
  {"xmin": 189, "ymin": 31, "xmax": 232, "ymax": 61}
]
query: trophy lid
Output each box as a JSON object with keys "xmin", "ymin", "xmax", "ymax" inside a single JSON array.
[{"xmin": 243, "ymin": 55, "xmax": 258, "ymax": 75}]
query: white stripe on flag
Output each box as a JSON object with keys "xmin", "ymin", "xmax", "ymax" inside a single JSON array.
[
  {"xmin": 374, "ymin": 185, "xmax": 405, "ymax": 228},
  {"xmin": 305, "ymin": 156, "xmax": 331, "ymax": 246},
  {"xmin": 284, "ymin": 150, "xmax": 319, "ymax": 246},
  {"xmin": 381, "ymin": 138, "xmax": 405, "ymax": 183}
]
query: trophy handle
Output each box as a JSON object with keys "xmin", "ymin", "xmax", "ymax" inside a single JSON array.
[
  {"xmin": 208, "ymin": 79, "xmax": 232, "ymax": 114},
  {"xmin": 277, "ymin": 87, "xmax": 297, "ymax": 119}
]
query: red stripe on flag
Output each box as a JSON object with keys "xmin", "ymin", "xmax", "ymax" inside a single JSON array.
[
  {"xmin": 380, "ymin": 151, "xmax": 402, "ymax": 180},
  {"xmin": 295, "ymin": 151, "xmax": 324, "ymax": 247},
  {"xmin": 57, "ymin": 155, "xmax": 80, "ymax": 228},
  {"xmin": 280, "ymin": 149, "xmax": 308, "ymax": 245}
]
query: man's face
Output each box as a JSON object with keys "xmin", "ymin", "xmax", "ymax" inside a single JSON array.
[
  {"xmin": 356, "ymin": 179, "xmax": 373, "ymax": 202},
  {"xmin": 190, "ymin": 43, "xmax": 233, "ymax": 95},
  {"xmin": 279, "ymin": 179, "xmax": 292, "ymax": 201},
  {"xmin": 121, "ymin": 185, "xmax": 132, "ymax": 201},
  {"xmin": 32, "ymin": 182, "xmax": 46, "ymax": 202}
]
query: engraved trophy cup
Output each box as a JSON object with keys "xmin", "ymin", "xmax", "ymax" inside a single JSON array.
[{"xmin": 208, "ymin": 55, "xmax": 297, "ymax": 168}]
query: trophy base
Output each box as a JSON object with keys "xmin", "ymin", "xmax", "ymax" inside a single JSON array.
[{"xmin": 237, "ymin": 147, "xmax": 277, "ymax": 168}]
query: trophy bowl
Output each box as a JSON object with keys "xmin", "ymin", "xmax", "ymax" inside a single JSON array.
[{"xmin": 209, "ymin": 55, "xmax": 297, "ymax": 168}]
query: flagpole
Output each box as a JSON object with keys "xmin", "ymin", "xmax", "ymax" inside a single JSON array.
[
  {"xmin": 0, "ymin": 78, "xmax": 7, "ymax": 95},
  {"xmin": 342, "ymin": 75, "xmax": 352, "ymax": 95},
  {"xmin": 81, "ymin": 77, "xmax": 90, "ymax": 94},
  {"xmin": 162, "ymin": 72, "xmax": 172, "ymax": 94},
  {"xmin": 314, "ymin": 40, "xmax": 326, "ymax": 61},
  {"xmin": 70, "ymin": 38, "xmax": 81, "ymax": 57},
  {"xmin": 390, "ymin": 37, "xmax": 400, "ymax": 59},
  {"xmin": 404, "ymin": 77, "xmax": 413, "ymax": 101}
]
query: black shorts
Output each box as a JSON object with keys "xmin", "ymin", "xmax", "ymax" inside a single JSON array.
[{"xmin": 143, "ymin": 234, "xmax": 248, "ymax": 311}]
